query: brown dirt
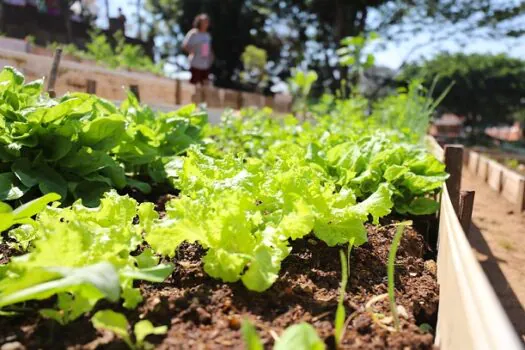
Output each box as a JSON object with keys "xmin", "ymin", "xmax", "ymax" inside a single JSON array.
[
  {"xmin": 0, "ymin": 218, "xmax": 438, "ymax": 350},
  {"xmin": 462, "ymin": 167, "xmax": 525, "ymax": 343}
]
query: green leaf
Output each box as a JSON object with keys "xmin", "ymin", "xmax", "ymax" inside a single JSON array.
[
  {"xmin": 352, "ymin": 183, "xmax": 394, "ymax": 224},
  {"xmin": 0, "ymin": 262, "xmax": 120, "ymax": 308},
  {"xmin": 0, "ymin": 172, "xmax": 28, "ymax": 201},
  {"xmin": 384, "ymin": 165, "xmax": 409, "ymax": 182},
  {"xmin": 91, "ymin": 310, "xmax": 132, "ymax": 347},
  {"xmin": 277, "ymin": 199, "xmax": 315, "ymax": 240},
  {"xmin": 203, "ymin": 248, "xmax": 249, "ymax": 283},
  {"xmin": 80, "ymin": 115, "xmax": 126, "ymax": 149},
  {"xmin": 12, "ymin": 192, "xmax": 61, "ymax": 220},
  {"xmin": 120, "ymin": 263, "xmax": 174, "ymax": 283},
  {"xmin": 134, "ymin": 320, "xmax": 168, "ymax": 346},
  {"xmin": 241, "ymin": 320, "xmax": 264, "ymax": 350},
  {"xmin": 126, "ymin": 178, "xmax": 152, "ymax": 194},
  {"xmin": 401, "ymin": 197, "xmax": 439, "ymax": 215},
  {"xmin": 41, "ymin": 98, "xmax": 84, "ymax": 123},
  {"xmin": 135, "ymin": 248, "xmax": 159, "ymax": 269},
  {"xmin": 0, "ymin": 202, "xmax": 13, "ymax": 213},
  {"xmin": 35, "ymin": 164, "xmax": 68, "ymax": 200},
  {"xmin": 73, "ymin": 181, "xmax": 111, "ymax": 207},
  {"xmin": 0, "ymin": 66, "xmax": 24, "ymax": 89},
  {"xmin": 122, "ymin": 287, "xmax": 143, "ymax": 309},
  {"xmin": 314, "ymin": 216, "xmax": 366, "ymax": 247},
  {"xmin": 241, "ymin": 242, "xmax": 289, "ymax": 292},
  {"xmin": 20, "ymin": 79, "xmax": 43, "ymax": 96},
  {"xmin": 274, "ymin": 323, "xmax": 325, "ymax": 350},
  {"xmin": 42, "ymin": 135, "xmax": 73, "ymax": 161},
  {"xmin": 40, "ymin": 293, "xmax": 97, "ymax": 325},
  {"xmin": 11, "ymin": 158, "xmax": 39, "ymax": 188}
]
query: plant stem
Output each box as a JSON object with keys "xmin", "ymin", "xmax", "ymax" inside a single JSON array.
[
  {"xmin": 388, "ymin": 222, "xmax": 407, "ymax": 331},
  {"xmin": 347, "ymin": 238, "xmax": 354, "ymax": 278},
  {"xmin": 335, "ymin": 249, "xmax": 349, "ymax": 348}
]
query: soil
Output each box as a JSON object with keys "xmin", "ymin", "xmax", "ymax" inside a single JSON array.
[
  {"xmin": 461, "ymin": 167, "xmax": 525, "ymax": 343},
  {"xmin": 0, "ymin": 215, "xmax": 438, "ymax": 350}
]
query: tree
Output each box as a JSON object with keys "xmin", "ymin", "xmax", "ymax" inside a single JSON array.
[
  {"xmin": 399, "ymin": 53, "xmax": 525, "ymax": 126},
  {"xmin": 59, "ymin": 0, "xmax": 74, "ymax": 43},
  {"xmin": 144, "ymin": 0, "xmax": 525, "ymax": 91},
  {"xmin": 145, "ymin": 0, "xmax": 281, "ymax": 90}
]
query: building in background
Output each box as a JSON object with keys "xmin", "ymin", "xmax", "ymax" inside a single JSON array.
[
  {"xmin": 0, "ymin": 0, "xmax": 152, "ymax": 58},
  {"xmin": 429, "ymin": 113, "xmax": 465, "ymax": 143}
]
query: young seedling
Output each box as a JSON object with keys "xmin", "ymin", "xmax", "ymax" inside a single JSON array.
[
  {"xmin": 334, "ymin": 248, "xmax": 349, "ymax": 348},
  {"xmin": 387, "ymin": 221, "xmax": 410, "ymax": 331},
  {"xmin": 241, "ymin": 320, "xmax": 264, "ymax": 350},
  {"xmin": 91, "ymin": 310, "xmax": 167, "ymax": 350},
  {"xmin": 241, "ymin": 320, "xmax": 325, "ymax": 350}
]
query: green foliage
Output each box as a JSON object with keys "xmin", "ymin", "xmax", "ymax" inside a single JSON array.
[
  {"xmin": 241, "ymin": 321, "xmax": 264, "ymax": 350},
  {"xmin": 0, "ymin": 191, "xmax": 174, "ymax": 318},
  {"xmin": 0, "ymin": 66, "xmax": 448, "ymax": 347},
  {"xmin": 0, "ymin": 193, "xmax": 60, "ymax": 233},
  {"xmin": 91, "ymin": 310, "xmax": 168, "ymax": 349},
  {"xmin": 242, "ymin": 321, "xmax": 324, "ymax": 350},
  {"xmin": 0, "ymin": 67, "xmax": 204, "ymax": 206},
  {"xmin": 146, "ymin": 0, "xmax": 524, "ymax": 91},
  {"xmin": 370, "ymin": 79, "xmax": 453, "ymax": 143},
  {"xmin": 288, "ymin": 69, "xmax": 318, "ymax": 116},
  {"xmin": 400, "ymin": 53, "xmax": 525, "ymax": 126},
  {"xmin": 141, "ymin": 79, "xmax": 447, "ymax": 291},
  {"xmin": 337, "ymin": 33, "xmax": 378, "ymax": 89},
  {"xmin": 241, "ymin": 45, "xmax": 269, "ymax": 91},
  {"xmin": 145, "ymin": 145, "xmax": 395, "ymax": 291},
  {"xmin": 274, "ymin": 323, "xmax": 325, "ymax": 350},
  {"xmin": 48, "ymin": 32, "xmax": 164, "ymax": 76}
]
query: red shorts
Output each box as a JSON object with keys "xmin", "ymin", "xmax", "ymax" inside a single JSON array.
[{"xmin": 190, "ymin": 67, "xmax": 210, "ymax": 84}]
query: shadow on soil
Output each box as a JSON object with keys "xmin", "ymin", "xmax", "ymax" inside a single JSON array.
[{"xmin": 468, "ymin": 223, "xmax": 525, "ymax": 344}]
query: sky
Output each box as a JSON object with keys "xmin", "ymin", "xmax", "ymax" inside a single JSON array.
[{"xmin": 95, "ymin": 0, "xmax": 525, "ymax": 70}]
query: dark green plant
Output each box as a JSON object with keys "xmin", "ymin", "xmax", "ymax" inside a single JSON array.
[{"xmin": 400, "ymin": 53, "xmax": 525, "ymax": 126}]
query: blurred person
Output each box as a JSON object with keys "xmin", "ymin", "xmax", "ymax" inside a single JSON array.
[{"xmin": 183, "ymin": 13, "xmax": 214, "ymax": 85}]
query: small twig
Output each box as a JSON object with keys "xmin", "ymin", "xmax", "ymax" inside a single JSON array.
[
  {"xmin": 339, "ymin": 310, "xmax": 359, "ymax": 341},
  {"xmin": 311, "ymin": 311, "xmax": 332, "ymax": 322},
  {"xmin": 47, "ymin": 48, "xmax": 63, "ymax": 98},
  {"xmin": 269, "ymin": 329, "xmax": 279, "ymax": 342}
]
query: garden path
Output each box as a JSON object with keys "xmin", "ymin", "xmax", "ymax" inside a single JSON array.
[{"xmin": 462, "ymin": 168, "xmax": 525, "ymax": 343}]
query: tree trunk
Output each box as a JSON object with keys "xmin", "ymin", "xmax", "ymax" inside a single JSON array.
[
  {"xmin": 137, "ymin": 0, "xmax": 142, "ymax": 39},
  {"xmin": 60, "ymin": 0, "xmax": 73, "ymax": 43},
  {"xmin": 0, "ymin": 1, "xmax": 4, "ymax": 34},
  {"xmin": 105, "ymin": 0, "xmax": 110, "ymax": 27}
]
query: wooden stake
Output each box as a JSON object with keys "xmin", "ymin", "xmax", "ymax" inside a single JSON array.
[
  {"xmin": 47, "ymin": 48, "xmax": 63, "ymax": 98},
  {"xmin": 459, "ymin": 190, "xmax": 475, "ymax": 235},
  {"xmin": 444, "ymin": 145, "xmax": 464, "ymax": 215},
  {"xmin": 175, "ymin": 79, "xmax": 181, "ymax": 105},
  {"xmin": 517, "ymin": 179, "xmax": 525, "ymax": 213},
  {"xmin": 86, "ymin": 79, "xmax": 97, "ymax": 94},
  {"xmin": 237, "ymin": 91, "xmax": 243, "ymax": 110},
  {"xmin": 130, "ymin": 84, "xmax": 140, "ymax": 102}
]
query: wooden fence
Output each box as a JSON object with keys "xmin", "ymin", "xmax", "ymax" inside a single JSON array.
[
  {"xmin": 0, "ymin": 45, "xmax": 292, "ymax": 113},
  {"xmin": 427, "ymin": 137, "xmax": 522, "ymax": 350},
  {"xmin": 466, "ymin": 150, "xmax": 525, "ymax": 212}
]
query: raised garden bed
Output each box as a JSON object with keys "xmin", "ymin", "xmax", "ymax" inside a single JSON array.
[
  {"xmin": 0, "ymin": 217, "xmax": 439, "ymax": 349},
  {"xmin": 466, "ymin": 150, "xmax": 525, "ymax": 211},
  {"xmin": 0, "ymin": 68, "xmax": 521, "ymax": 350}
]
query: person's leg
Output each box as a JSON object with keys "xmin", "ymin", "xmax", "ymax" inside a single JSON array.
[
  {"xmin": 202, "ymin": 69, "xmax": 211, "ymax": 86},
  {"xmin": 190, "ymin": 67, "xmax": 198, "ymax": 84}
]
